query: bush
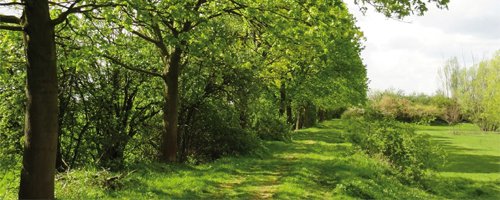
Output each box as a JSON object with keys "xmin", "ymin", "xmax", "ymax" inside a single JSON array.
[
  {"xmin": 253, "ymin": 114, "xmax": 291, "ymax": 141},
  {"xmin": 179, "ymin": 100, "xmax": 261, "ymax": 163},
  {"xmin": 341, "ymin": 107, "xmax": 366, "ymax": 120},
  {"xmin": 369, "ymin": 91, "xmax": 449, "ymax": 125},
  {"xmin": 345, "ymin": 118, "xmax": 446, "ymax": 182}
]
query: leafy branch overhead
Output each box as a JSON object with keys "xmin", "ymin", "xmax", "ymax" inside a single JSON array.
[{"xmin": 354, "ymin": 0, "xmax": 449, "ymax": 18}]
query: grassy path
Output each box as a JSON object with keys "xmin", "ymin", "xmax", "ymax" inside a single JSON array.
[{"xmin": 53, "ymin": 120, "xmax": 434, "ymax": 199}]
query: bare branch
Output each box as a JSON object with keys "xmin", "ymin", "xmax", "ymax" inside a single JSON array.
[
  {"xmin": 51, "ymin": 1, "xmax": 123, "ymax": 25},
  {"xmin": 102, "ymin": 54, "xmax": 164, "ymax": 79},
  {"xmin": 50, "ymin": 0, "xmax": 82, "ymax": 25},
  {"xmin": 0, "ymin": 25, "xmax": 22, "ymax": 31},
  {"xmin": 151, "ymin": 23, "xmax": 168, "ymax": 56},
  {"xmin": 0, "ymin": 14, "xmax": 21, "ymax": 24},
  {"xmin": 160, "ymin": 19, "xmax": 178, "ymax": 35},
  {"xmin": 0, "ymin": 2, "xmax": 24, "ymax": 6},
  {"xmin": 191, "ymin": 5, "xmax": 247, "ymax": 29},
  {"xmin": 131, "ymin": 30, "xmax": 160, "ymax": 45}
]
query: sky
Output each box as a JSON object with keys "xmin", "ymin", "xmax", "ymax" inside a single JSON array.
[{"xmin": 346, "ymin": 0, "xmax": 500, "ymax": 95}]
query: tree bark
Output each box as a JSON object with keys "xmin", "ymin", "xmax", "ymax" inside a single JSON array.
[
  {"xmin": 286, "ymin": 100, "xmax": 293, "ymax": 125},
  {"xmin": 160, "ymin": 46, "xmax": 182, "ymax": 162},
  {"xmin": 295, "ymin": 107, "xmax": 303, "ymax": 130},
  {"xmin": 279, "ymin": 83, "xmax": 286, "ymax": 116},
  {"xmin": 318, "ymin": 109, "xmax": 326, "ymax": 122},
  {"xmin": 19, "ymin": 0, "xmax": 59, "ymax": 199},
  {"xmin": 55, "ymin": 139, "xmax": 66, "ymax": 172}
]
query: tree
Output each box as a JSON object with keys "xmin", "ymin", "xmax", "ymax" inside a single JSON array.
[
  {"xmin": 353, "ymin": 0, "xmax": 449, "ymax": 18},
  {"xmin": 0, "ymin": 1, "xmax": 60, "ymax": 198},
  {"xmin": 0, "ymin": 0, "xmax": 115, "ymax": 198},
  {"xmin": 101, "ymin": 0, "xmax": 274, "ymax": 162},
  {"xmin": 445, "ymin": 52, "xmax": 500, "ymax": 131},
  {"xmin": 438, "ymin": 57, "xmax": 461, "ymax": 98}
]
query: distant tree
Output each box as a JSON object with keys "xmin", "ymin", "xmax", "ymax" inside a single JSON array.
[
  {"xmin": 353, "ymin": 0, "xmax": 449, "ymax": 18},
  {"xmin": 448, "ymin": 52, "xmax": 500, "ymax": 131},
  {"xmin": 438, "ymin": 57, "xmax": 461, "ymax": 98}
]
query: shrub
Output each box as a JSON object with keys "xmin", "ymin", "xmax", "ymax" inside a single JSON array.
[
  {"xmin": 369, "ymin": 91, "xmax": 448, "ymax": 125},
  {"xmin": 345, "ymin": 118, "xmax": 446, "ymax": 182},
  {"xmin": 341, "ymin": 107, "xmax": 366, "ymax": 120},
  {"xmin": 179, "ymin": 101, "xmax": 261, "ymax": 163},
  {"xmin": 253, "ymin": 114, "xmax": 291, "ymax": 141}
]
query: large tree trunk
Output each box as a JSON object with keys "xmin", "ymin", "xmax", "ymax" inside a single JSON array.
[
  {"xmin": 160, "ymin": 47, "xmax": 182, "ymax": 162},
  {"xmin": 19, "ymin": 0, "xmax": 59, "ymax": 199}
]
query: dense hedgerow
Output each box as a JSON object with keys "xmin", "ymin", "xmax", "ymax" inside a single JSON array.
[
  {"xmin": 345, "ymin": 118, "xmax": 446, "ymax": 182},
  {"xmin": 367, "ymin": 91, "xmax": 462, "ymax": 125}
]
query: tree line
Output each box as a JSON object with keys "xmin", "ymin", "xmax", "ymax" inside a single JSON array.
[{"xmin": 439, "ymin": 53, "xmax": 500, "ymax": 131}]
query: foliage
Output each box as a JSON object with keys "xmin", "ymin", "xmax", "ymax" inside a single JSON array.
[
  {"xmin": 442, "ymin": 53, "xmax": 500, "ymax": 131},
  {"xmin": 345, "ymin": 118, "xmax": 446, "ymax": 182},
  {"xmin": 354, "ymin": 0, "xmax": 449, "ymax": 19},
  {"xmin": 367, "ymin": 90, "xmax": 463, "ymax": 125},
  {"xmin": 179, "ymin": 99, "xmax": 261, "ymax": 163},
  {"xmin": 340, "ymin": 107, "xmax": 366, "ymax": 120},
  {"xmin": 0, "ymin": 31, "xmax": 25, "ymax": 160},
  {"xmin": 253, "ymin": 113, "xmax": 291, "ymax": 141},
  {"xmin": 0, "ymin": 0, "xmax": 454, "ymax": 197}
]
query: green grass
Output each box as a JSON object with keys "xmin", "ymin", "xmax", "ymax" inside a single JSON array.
[
  {"xmin": 416, "ymin": 123, "xmax": 500, "ymax": 199},
  {"xmin": 50, "ymin": 120, "xmax": 436, "ymax": 199},
  {"xmin": 2, "ymin": 120, "xmax": 499, "ymax": 199}
]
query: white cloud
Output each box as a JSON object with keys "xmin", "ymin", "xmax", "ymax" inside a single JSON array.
[{"xmin": 347, "ymin": 0, "xmax": 500, "ymax": 95}]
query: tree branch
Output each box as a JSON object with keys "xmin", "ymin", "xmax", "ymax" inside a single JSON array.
[
  {"xmin": 0, "ymin": 14, "xmax": 21, "ymax": 24},
  {"xmin": 160, "ymin": 19, "xmax": 178, "ymax": 36},
  {"xmin": 151, "ymin": 23, "xmax": 168, "ymax": 57},
  {"xmin": 131, "ymin": 30, "xmax": 160, "ymax": 45},
  {"xmin": 0, "ymin": 25, "xmax": 22, "ymax": 31},
  {"xmin": 0, "ymin": 2, "xmax": 24, "ymax": 6},
  {"xmin": 102, "ymin": 54, "xmax": 164, "ymax": 79},
  {"xmin": 51, "ymin": 1, "xmax": 123, "ymax": 25},
  {"xmin": 50, "ymin": 0, "xmax": 82, "ymax": 25},
  {"xmin": 191, "ymin": 5, "xmax": 247, "ymax": 29}
]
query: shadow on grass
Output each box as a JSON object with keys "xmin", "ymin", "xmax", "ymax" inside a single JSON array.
[
  {"xmin": 423, "ymin": 175, "xmax": 500, "ymax": 200},
  {"xmin": 111, "ymin": 125, "xmax": 362, "ymax": 199},
  {"xmin": 106, "ymin": 120, "xmax": 499, "ymax": 199},
  {"xmin": 421, "ymin": 129, "xmax": 500, "ymax": 199},
  {"xmin": 429, "ymin": 135, "xmax": 500, "ymax": 174},
  {"xmin": 442, "ymin": 154, "xmax": 500, "ymax": 173}
]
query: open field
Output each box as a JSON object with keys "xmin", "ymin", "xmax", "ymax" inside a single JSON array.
[{"xmin": 415, "ymin": 123, "xmax": 500, "ymax": 199}]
